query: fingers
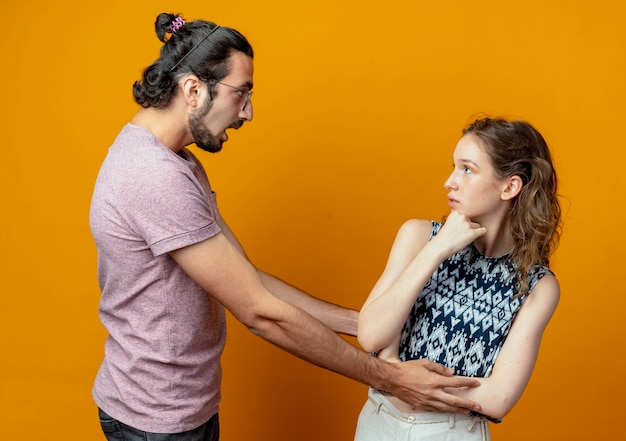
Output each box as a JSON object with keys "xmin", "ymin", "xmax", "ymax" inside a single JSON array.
[
  {"xmin": 397, "ymin": 359, "xmax": 482, "ymax": 412},
  {"xmin": 441, "ymin": 376, "xmax": 481, "ymax": 389},
  {"xmin": 417, "ymin": 361, "xmax": 481, "ymax": 392},
  {"xmin": 448, "ymin": 210, "xmax": 481, "ymax": 230},
  {"xmin": 434, "ymin": 213, "xmax": 485, "ymax": 258},
  {"xmin": 452, "ymin": 213, "xmax": 486, "ymax": 238},
  {"xmin": 470, "ymin": 225, "xmax": 487, "ymax": 239},
  {"xmin": 407, "ymin": 358, "xmax": 454, "ymax": 376},
  {"xmin": 424, "ymin": 394, "xmax": 482, "ymax": 414}
]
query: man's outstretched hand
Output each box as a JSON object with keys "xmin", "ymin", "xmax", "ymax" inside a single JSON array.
[{"xmin": 386, "ymin": 359, "xmax": 481, "ymax": 413}]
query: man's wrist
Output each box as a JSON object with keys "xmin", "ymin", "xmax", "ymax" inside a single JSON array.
[{"xmin": 365, "ymin": 354, "xmax": 398, "ymax": 394}]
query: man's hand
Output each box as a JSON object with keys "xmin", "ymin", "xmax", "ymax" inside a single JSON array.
[{"xmin": 385, "ymin": 359, "xmax": 481, "ymax": 413}]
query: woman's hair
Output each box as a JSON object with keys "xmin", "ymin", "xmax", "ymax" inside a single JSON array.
[
  {"xmin": 132, "ymin": 13, "xmax": 254, "ymax": 108},
  {"xmin": 463, "ymin": 117, "xmax": 562, "ymax": 297}
]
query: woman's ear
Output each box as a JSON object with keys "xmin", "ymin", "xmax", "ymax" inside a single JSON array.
[{"xmin": 501, "ymin": 176, "xmax": 523, "ymax": 201}]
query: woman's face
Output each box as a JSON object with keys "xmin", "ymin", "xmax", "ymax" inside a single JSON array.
[{"xmin": 444, "ymin": 134, "xmax": 508, "ymax": 222}]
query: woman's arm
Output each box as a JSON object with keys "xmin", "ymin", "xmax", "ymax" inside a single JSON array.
[
  {"xmin": 449, "ymin": 275, "xmax": 560, "ymax": 419},
  {"xmin": 358, "ymin": 213, "xmax": 486, "ymax": 355},
  {"xmin": 357, "ymin": 219, "xmax": 434, "ymax": 356}
]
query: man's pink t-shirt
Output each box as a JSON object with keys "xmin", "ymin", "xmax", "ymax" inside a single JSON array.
[{"xmin": 90, "ymin": 124, "xmax": 225, "ymax": 433}]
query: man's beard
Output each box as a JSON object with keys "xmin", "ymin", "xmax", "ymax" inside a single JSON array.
[{"xmin": 189, "ymin": 97, "xmax": 223, "ymax": 153}]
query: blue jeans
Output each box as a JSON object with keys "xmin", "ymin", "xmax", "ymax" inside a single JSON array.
[{"xmin": 98, "ymin": 408, "xmax": 220, "ymax": 441}]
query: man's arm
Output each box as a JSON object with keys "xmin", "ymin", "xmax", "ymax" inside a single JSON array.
[
  {"xmin": 170, "ymin": 232, "xmax": 481, "ymax": 413},
  {"xmin": 448, "ymin": 275, "xmax": 560, "ymax": 419},
  {"xmin": 258, "ymin": 271, "xmax": 358, "ymax": 336},
  {"xmin": 216, "ymin": 214, "xmax": 357, "ymax": 335}
]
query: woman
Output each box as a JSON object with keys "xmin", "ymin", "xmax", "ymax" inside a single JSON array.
[{"xmin": 355, "ymin": 117, "xmax": 562, "ymax": 440}]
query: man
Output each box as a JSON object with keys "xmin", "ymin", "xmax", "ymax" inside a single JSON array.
[{"xmin": 90, "ymin": 13, "xmax": 481, "ymax": 440}]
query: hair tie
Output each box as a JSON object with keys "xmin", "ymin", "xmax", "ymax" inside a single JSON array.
[{"xmin": 169, "ymin": 16, "xmax": 186, "ymax": 34}]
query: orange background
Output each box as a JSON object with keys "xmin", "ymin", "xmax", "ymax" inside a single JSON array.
[{"xmin": 1, "ymin": 1, "xmax": 625, "ymax": 440}]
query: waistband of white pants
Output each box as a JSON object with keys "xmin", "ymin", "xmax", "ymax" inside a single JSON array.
[{"xmin": 368, "ymin": 387, "xmax": 489, "ymax": 437}]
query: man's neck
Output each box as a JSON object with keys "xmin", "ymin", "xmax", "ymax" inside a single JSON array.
[{"xmin": 130, "ymin": 107, "xmax": 190, "ymax": 153}]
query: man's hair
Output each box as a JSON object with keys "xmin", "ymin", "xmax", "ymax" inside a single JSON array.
[
  {"xmin": 463, "ymin": 117, "xmax": 562, "ymax": 297},
  {"xmin": 132, "ymin": 13, "xmax": 254, "ymax": 108}
]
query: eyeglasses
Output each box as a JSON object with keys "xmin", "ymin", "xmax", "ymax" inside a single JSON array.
[{"xmin": 213, "ymin": 81, "xmax": 253, "ymax": 112}]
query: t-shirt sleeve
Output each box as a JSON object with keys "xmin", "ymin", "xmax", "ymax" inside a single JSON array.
[{"xmin": 121, "ymin": 158, "xmax": 222, "ymax": 257}]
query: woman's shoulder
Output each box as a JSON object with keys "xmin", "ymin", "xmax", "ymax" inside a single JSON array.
[
  {"xmin": 382, "ymin": 219, "xmax": 435, "ymax": 269},
  {"xmin": 520, "ymin": 272, "xmax": 560, "ymax": 324},
  {"xmin": 397, "ymin": 218, "xmax": 437, "ymax": 239},
  {"xmin": 529, "ymin": 271, "xmax": 560, "ymax": 300},
  {"xmin": 528, "ymin": 265, "xmax": 559, "ymax": 292},
  {"xmin": 390, "ymin": 219, "xmax": 438, "ymax": 256}
]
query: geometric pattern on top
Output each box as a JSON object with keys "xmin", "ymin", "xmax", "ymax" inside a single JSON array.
[{"xmin": 399, "ymin": 221, "xmax": 552, "ymax": 377}]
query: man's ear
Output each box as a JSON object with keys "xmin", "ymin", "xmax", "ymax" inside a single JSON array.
[
  {"xmin": 179, "ymin": 74, "xmax": 203, "ymax": 107},
  {"xmin": 501, "ymin": 175, "xmax": 523, "ymax": 201}
]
